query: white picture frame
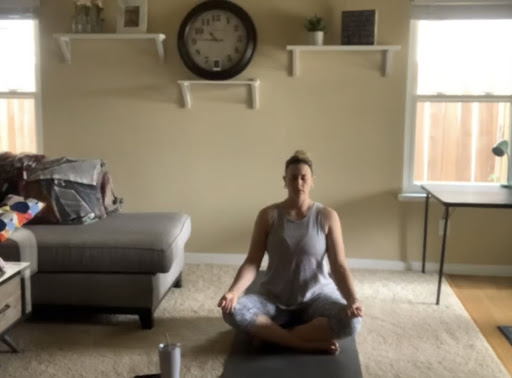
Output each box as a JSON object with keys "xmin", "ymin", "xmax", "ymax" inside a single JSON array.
[{"xmin": 116, "ymin": 0, "xmax": 147, "ymax": 33}]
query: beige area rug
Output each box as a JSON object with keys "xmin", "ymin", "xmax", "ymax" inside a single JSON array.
[{"xmin": 0, "ymin": 265, "xmax": 509, "ymax": 378}]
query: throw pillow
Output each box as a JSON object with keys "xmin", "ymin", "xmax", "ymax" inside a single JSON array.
[
  {"xmin": 0, "ymin": 211, "xmax": 17, "ymax": 242},
  {"xmin": 0, "ymin": 196, "xmax": 45, "ymax": 242}
]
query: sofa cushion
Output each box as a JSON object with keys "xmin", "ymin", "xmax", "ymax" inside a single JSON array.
[{"xmin": 24, "ymin": 212, "xmax": 191, "ymax": 274}]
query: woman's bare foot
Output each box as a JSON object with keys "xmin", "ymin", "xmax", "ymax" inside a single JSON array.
[
  {"xmin": 247, "ymin": 314, "xmax": 338, "ymax": 355},
  {"xmin": 249, "ymin": 332, "xmax": 338, "ymax": 354},
  {"xmin": 299, "ymin": 340, "xmax": 339, "ymax": 355},
  {"xmin": 286, "ymin": 319, "xmax": 339, "ymax": 354}
]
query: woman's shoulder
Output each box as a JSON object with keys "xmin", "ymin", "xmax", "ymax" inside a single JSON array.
[
  {"xmin": 317, "ymin": 204, "xmax": 340, "ymax": 224},
  {"xmin": 259, "ymin": 202, "xmax": 279, "ymax": 213},
  {"xmin": 258, "ymin": 203, "xmax": 281, "ymax": 224}
]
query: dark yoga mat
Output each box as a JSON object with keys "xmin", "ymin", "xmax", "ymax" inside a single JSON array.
[
  {"xmin": 498, "ymin": 325, "xmax": 512, "ymax": 345},
  {"xmin": 221, "ymin": 272, "xmax": 362, "ymax": 377},
  {"xmin": 220, "ymin": 332, "xmax": 362, "ymax": 378}
]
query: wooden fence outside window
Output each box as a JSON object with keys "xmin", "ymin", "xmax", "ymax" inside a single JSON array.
[
  {"xmin": 0, "ymin": 98, "xmax": 36, "ymax": 153},
  {"xmin": 413, "ymin": 102, "xmax": 510, "ymax": 184}
]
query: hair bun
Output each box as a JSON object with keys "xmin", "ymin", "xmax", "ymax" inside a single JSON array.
[
  {"xmin": 285, "ymin": 149, "xmax": 313, "ymax": 173},
  {"xmin": 293, "ymin": 150, "xmax": 310, "ymax": 160}
]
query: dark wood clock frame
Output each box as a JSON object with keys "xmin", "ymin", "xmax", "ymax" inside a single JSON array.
[{"xmin": 177, "ymin": 0, "xmax": 257, "ymax": 81}]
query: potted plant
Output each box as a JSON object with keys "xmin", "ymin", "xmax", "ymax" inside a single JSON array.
[{"xmin": 304, "ymin": 14, "xmax": 326, "ymax": 46}]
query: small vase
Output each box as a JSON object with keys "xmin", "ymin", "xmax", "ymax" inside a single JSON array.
[{"xmin": 308, "ymin": 31, "xmax": 324, "ymax": 46}]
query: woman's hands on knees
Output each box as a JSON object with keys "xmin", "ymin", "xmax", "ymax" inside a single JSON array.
[
  {"xmin": 347, "ymin": 298, "xmax": 363, "ymax": 318},
  {"xmin": 217, "ymin": 291, "xmax": 239, "ymax": 313}
]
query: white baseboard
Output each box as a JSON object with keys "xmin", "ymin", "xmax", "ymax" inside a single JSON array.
[
  {"xmin": 185, "ymin": 252, "xmax": 249, "ymax": 266},
  {"xmin": 185, "ymin": 252, "xmax": 512, "ymax": 277},
  {"xmin": 417, "ymin": 262, "xmax": 512, "ymax": 277}
]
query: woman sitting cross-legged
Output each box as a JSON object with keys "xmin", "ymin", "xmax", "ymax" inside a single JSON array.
[{"xmin": 217, "ymin": 150, "xmax": 362, "ymax": 354}]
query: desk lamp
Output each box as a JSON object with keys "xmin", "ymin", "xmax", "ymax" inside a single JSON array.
[{"xmin": 491, "ymin": 139, "xmax": 511, "ymax": 187}]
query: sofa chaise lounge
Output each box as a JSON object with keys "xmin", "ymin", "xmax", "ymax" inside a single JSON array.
[{"xmin": 0, "ymin": 211, "xmax": 191, "ymax": 329}]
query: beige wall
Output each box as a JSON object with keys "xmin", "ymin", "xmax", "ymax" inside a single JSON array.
[{"xmin": 39, "ymin": 0, "xmax": 512, "ymax": 265}]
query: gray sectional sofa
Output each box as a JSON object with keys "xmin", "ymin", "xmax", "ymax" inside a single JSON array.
[{"xmin": 0, "ymin": 211, "xmax": 191, "ymax": 329}]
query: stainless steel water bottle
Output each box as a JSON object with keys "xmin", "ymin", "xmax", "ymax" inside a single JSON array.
[{"xmin": 158, "ymin": 342, "xmax": 181, "ymax": 378}]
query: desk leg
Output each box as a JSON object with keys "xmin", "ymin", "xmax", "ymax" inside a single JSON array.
[
  {"xmin": 422, "ymin": 194, "xmax": 430, "ymax": 274},
  {"xmin": 1, "ymin": 334, "xmax": 20, "ymax": 353},
  {"xmin": 436, "ymin": 206, "xmax": 450, "ymax": 305}
]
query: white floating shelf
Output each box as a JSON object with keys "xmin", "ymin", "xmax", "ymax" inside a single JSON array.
[
  {"xmin": 53, "ymin": 33, "xmax": 166, "ymax": 64},
  {"xmin": 286, "ymin": 45, "xmax": 401, "ymax": 77},
  {"xmin": 177, "ymin": 79, "xmax": 260, "ymax": 109}
]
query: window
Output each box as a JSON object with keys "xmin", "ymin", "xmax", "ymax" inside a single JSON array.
[
  {"xmin": 0, "ymin": 18, "xmax": 41, "ymax": 153},
  {"xmin": 403, "ymin": 1, "xmax": 512, "ymax": 192}
]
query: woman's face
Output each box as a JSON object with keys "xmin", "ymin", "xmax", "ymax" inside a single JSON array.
[{"xmin": 283, "ymin": 163, "xmax": 313, "ymax": 198}]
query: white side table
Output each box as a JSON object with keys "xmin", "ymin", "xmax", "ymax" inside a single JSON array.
[{"xmin": 0, "ymin": 262, "xmax": 31, "ymax": 353}]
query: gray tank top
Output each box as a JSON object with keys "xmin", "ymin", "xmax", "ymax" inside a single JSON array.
[{"xmin": 259, "ymin": 202, "xmax": 336, "ymax": 308}]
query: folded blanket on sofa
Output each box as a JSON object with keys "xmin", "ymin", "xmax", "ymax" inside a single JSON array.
[
  {"xmin": 23, "ymin": 157, "xmax": 123, "ymax": 225},
  {"xmin": 0, "ymin": 152, "xmax": 45, "ymax": 201},
  {"xmin": 1, "ymin": 153, "xmax": 123, "ymax": 225}
]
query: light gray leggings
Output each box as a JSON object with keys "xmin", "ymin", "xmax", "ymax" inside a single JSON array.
[{"xmin": 223, "ymin": 291, "xmax": 362, "ymax": 339}]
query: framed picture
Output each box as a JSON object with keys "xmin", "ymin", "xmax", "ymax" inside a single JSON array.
[
  {"xmin": 341, "ymin": 10, "xmax": 377, "ymax": 45},
  {"xmin": 117, "ymin": 0, "xmax": 148, "ymax": 33}
]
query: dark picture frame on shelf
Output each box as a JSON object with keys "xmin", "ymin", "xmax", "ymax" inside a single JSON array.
[{"xmin": 341, "ymin": 10, "xmax": 377, "ymax": 45}]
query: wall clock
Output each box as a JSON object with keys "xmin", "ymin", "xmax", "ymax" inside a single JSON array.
[{"xmin": 177, "ymin": 0, "xmax": 257, "ymax": 81}]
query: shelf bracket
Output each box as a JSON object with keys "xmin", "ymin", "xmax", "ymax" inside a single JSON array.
[
  {"xmin": 154, "ymin": 34, "xmax": 165, "ymax": 63},
  {"xmin": 250, "ymin": 79, "xmax": 260, "ymax": 109},
  {"xmin": 57, "ymin": 36, "xmax": 72, "ymax": 64},
  {"xmin": 382, "ymin": 50, "xmax": 394, "ymax": 77},
  {"xmin": 289, "ymin": 49, "xmax": 299, "ymax": 77},
  {"xmin": 177, "ymin": 79, "xmax": 260, "ymax": 109},
  {"xmin": 178, "ymin": 81, "xmax": 191, "ymax": 109}
]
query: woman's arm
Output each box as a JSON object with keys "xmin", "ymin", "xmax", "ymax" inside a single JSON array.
[
  {"xmin": 323, "ymin": 207, "xmax": 363, "ymax": 318},
  {"xmin": 218, "ymin": 207, "xmax": 269, "ymax": 312}
]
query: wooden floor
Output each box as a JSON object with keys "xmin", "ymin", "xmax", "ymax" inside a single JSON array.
[{"xmin": 446, "ymin": 275, "xmax": 512, "ymax": 376}]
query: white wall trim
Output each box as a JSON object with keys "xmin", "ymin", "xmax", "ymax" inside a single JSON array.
[
  {"xmin": 397, "ymin": 192, "xmax": 427, "ymax": 202},
  {"xmin": 185, "ymin": 252, "xmax": 249, "ymax": 266},
  {"xmin": 416, "ymin": 262, "xmax": 512, "ymax": 277},
  {"xmin": 185, "ymin": 252, "xmax": 512, "ymax": 277}
]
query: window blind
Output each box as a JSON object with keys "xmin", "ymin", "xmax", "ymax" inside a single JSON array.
[
  {"xmin": 0, "ymin": 0, "xmax": 39, "ymax": 18},
  {"xmin": 411, "ymin": 0, "xmax": 512, "ymax": 19}
]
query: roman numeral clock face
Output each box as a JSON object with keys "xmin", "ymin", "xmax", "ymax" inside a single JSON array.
[{"xmin": 177, "ymin": 1, "xmax": 257, "ymax": 81}]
